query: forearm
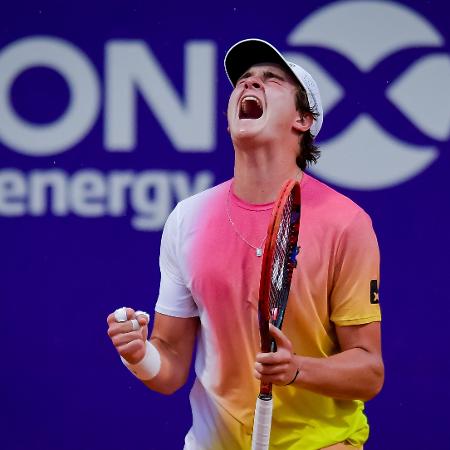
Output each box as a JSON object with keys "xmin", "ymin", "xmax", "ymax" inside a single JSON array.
[
  {"xmin": 293, "ymin": 348, "xmax": 384, "ymax": 401},
  {"xmin": 141, "ymin": 336, "xmax": 192, "ymax": 395},
  {"xmin": 139, "ymin": 314, "xmax": 198, "ymax": 395}
]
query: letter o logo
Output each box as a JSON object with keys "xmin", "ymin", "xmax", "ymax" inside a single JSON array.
[{"xmin": 0, "ymin": 36, "xmax": 100, "ymax": 156}]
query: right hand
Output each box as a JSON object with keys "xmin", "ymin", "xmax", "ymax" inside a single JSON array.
[{"xmin": 107, "ymin": 307, "xmax": 150, "ymax": 364}]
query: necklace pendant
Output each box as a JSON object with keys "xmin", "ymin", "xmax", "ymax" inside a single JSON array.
[{"xmin": 256, "ymin": 248, "xmax": 263, "ymax": 257}]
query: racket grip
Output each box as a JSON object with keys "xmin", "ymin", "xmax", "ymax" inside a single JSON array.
[{"xmin": 251, "ymin": 396, "xmax": 273, "ymax": 450}]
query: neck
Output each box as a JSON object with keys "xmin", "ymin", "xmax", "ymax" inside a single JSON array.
[{"xmin": 232, "ymin": 143, "xmax": 302, "ymax": 203}]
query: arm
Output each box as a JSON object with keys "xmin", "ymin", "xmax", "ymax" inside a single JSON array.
[
  {"xmin": 296, "ymin": 321, "xmax": 383, "ymax": 400},
  {"xmin": 255, "ymin": 322, "xmax": 384, "ymax": 401},
  {"xmin": 144, "ymin": 312, "xmax": 199, "ymax": 395},
  {"xmin": 106, "ymin": 204, "xmax": 200, "ymax": 393},
  {"xmin": 107, "ymin": 309, "xmax": 199, "ymax": 395}
]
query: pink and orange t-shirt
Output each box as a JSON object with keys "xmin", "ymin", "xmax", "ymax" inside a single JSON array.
[{"xmin": 155, "ymin": 173, "xmax": 381, "ymax": 450}]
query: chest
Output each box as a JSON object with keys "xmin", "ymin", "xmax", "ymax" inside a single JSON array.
[{"xmin": 185, "ymin": 202, "xmax": 337, "ymax": 316}]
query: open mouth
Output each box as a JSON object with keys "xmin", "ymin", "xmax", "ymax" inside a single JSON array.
[{"xmin": 239, "ymin": 95, "xmax": 263, "ymax": 119}]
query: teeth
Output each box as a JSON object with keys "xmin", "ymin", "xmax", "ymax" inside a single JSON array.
[{"xmin": 241, "ymin": 95, "xmax": 261, "ymax": 107}]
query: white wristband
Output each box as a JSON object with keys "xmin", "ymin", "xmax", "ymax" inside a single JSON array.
[{"xmin": 120, "ymin": 340, "xmax": 161, "ymax": 381}]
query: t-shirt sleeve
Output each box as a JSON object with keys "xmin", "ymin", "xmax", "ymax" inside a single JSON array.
[
  {"xmin": 330, "ymin": 210, "xmax": 381, "ymax": 326},
  {"xmin": 155, "ymin": 205, "xmax": 199, "ymax": 318}
]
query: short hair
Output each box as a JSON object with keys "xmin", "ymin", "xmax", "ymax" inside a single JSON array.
[{"xmin": 294, "ymin": 86, "xmax": 320, "ymax": 170}]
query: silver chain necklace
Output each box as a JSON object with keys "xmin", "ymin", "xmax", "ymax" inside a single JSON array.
[
  {"xmin": 226, "ymin": 185, "xmax": 269, "ymax": 257},
  {"xmin": 226, "ymin": 171, "xmax": 302, "ymax": 257}
]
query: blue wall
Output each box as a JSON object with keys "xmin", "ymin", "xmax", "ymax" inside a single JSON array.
[{"xmin": 1, "ymin": 1, "xmax": 449, "ymax": 448}]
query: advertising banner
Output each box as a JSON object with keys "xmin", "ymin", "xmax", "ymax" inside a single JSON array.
[{"xmin": 1, "ymin": 1, "xmax": 449, "ymax": 449}]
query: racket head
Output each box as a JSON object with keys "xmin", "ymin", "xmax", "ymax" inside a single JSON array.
[{"xmin": 257, "ymin": 179, "xmax": 301, "ymax": 391}]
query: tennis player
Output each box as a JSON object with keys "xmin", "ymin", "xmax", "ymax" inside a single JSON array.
[{"xmin": 107, "ymin": 38, "xmax": 384, "ymax": 450}]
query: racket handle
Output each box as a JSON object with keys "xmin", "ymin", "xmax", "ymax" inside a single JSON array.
[{"xmin": 251, "ymin": 396, "xmax": 273, "ymax": 450}]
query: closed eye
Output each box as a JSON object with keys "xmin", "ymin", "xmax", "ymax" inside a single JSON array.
[
  {"xmin": 236, "ymin": 70, "xmax": 285, "ymax": 84},
  {"xmin": 264, "ymin": 71, "xmax": 285, "ymax": 83}
]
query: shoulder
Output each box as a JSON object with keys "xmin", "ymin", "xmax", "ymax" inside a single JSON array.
[
  {"xmin": 166, "ymin": 179, "xmax": 231, "ymax": 230},
  {"xmin": 302, "ymin": 173, "xmax": 372, "ymax": 230},
  {"xmin": 176, "ymin": 179, "xmax": 230, "ymax": 211}
]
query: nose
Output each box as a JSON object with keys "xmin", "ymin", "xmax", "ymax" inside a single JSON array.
[{"xmin": 244, "ymin": 76, "xmax": 262, "ymax": 90}]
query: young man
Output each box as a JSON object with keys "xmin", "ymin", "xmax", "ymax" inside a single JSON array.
[{"xmin": 107, "ymin": 39, "xmax": 384, "ymax": 450}]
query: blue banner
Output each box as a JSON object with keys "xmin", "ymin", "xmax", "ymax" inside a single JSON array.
[{"xmin": 1, "ymin": 1, "xmax": 449, "ymax": 449}]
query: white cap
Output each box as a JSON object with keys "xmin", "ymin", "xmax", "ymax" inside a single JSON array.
[{"xmin": 224, "ymin": 38, "xmax": 323, "ymax": 137}]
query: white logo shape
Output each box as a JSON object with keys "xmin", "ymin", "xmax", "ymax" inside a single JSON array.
[{"xmin": 285, "ymin": 0, "xmax": 450, "ymax": 190}]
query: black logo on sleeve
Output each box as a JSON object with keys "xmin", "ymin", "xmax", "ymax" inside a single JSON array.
[{"xmin": 370, "ymin": 280, "xmax": 379, "ymax": 304}]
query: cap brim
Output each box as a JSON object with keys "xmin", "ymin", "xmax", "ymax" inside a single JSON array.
[{"xmin": 224, "ymin": 39, "xmax": 295, "ymax": 86}]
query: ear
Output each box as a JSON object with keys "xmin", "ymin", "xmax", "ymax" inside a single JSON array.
[{"xmin": 293, "ymin": 113, "xmax": 313, "ymax": 133}]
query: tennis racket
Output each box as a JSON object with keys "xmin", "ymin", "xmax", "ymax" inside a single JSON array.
[{"xmin": 251, "ymin": 179, "xmax": 301, "ymax": 450}]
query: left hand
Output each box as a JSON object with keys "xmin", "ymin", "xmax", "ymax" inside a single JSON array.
[{"xmin": 254, "ymin": 324, "xmax": 299, "ymax": 386}]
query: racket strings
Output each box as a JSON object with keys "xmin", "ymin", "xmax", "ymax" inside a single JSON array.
[{"xmin": 268, "ymin": 193, "xmax": 297, "ymax": 327}]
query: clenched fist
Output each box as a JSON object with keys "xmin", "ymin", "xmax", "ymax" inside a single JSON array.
[{"xmin": 107, "ymin": 307, "xmax": 150, "ymax": 364}]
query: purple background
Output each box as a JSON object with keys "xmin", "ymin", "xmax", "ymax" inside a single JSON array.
[{"xmin": 1, "ymin": 1, "xmax": 449, "ymax": 449}]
